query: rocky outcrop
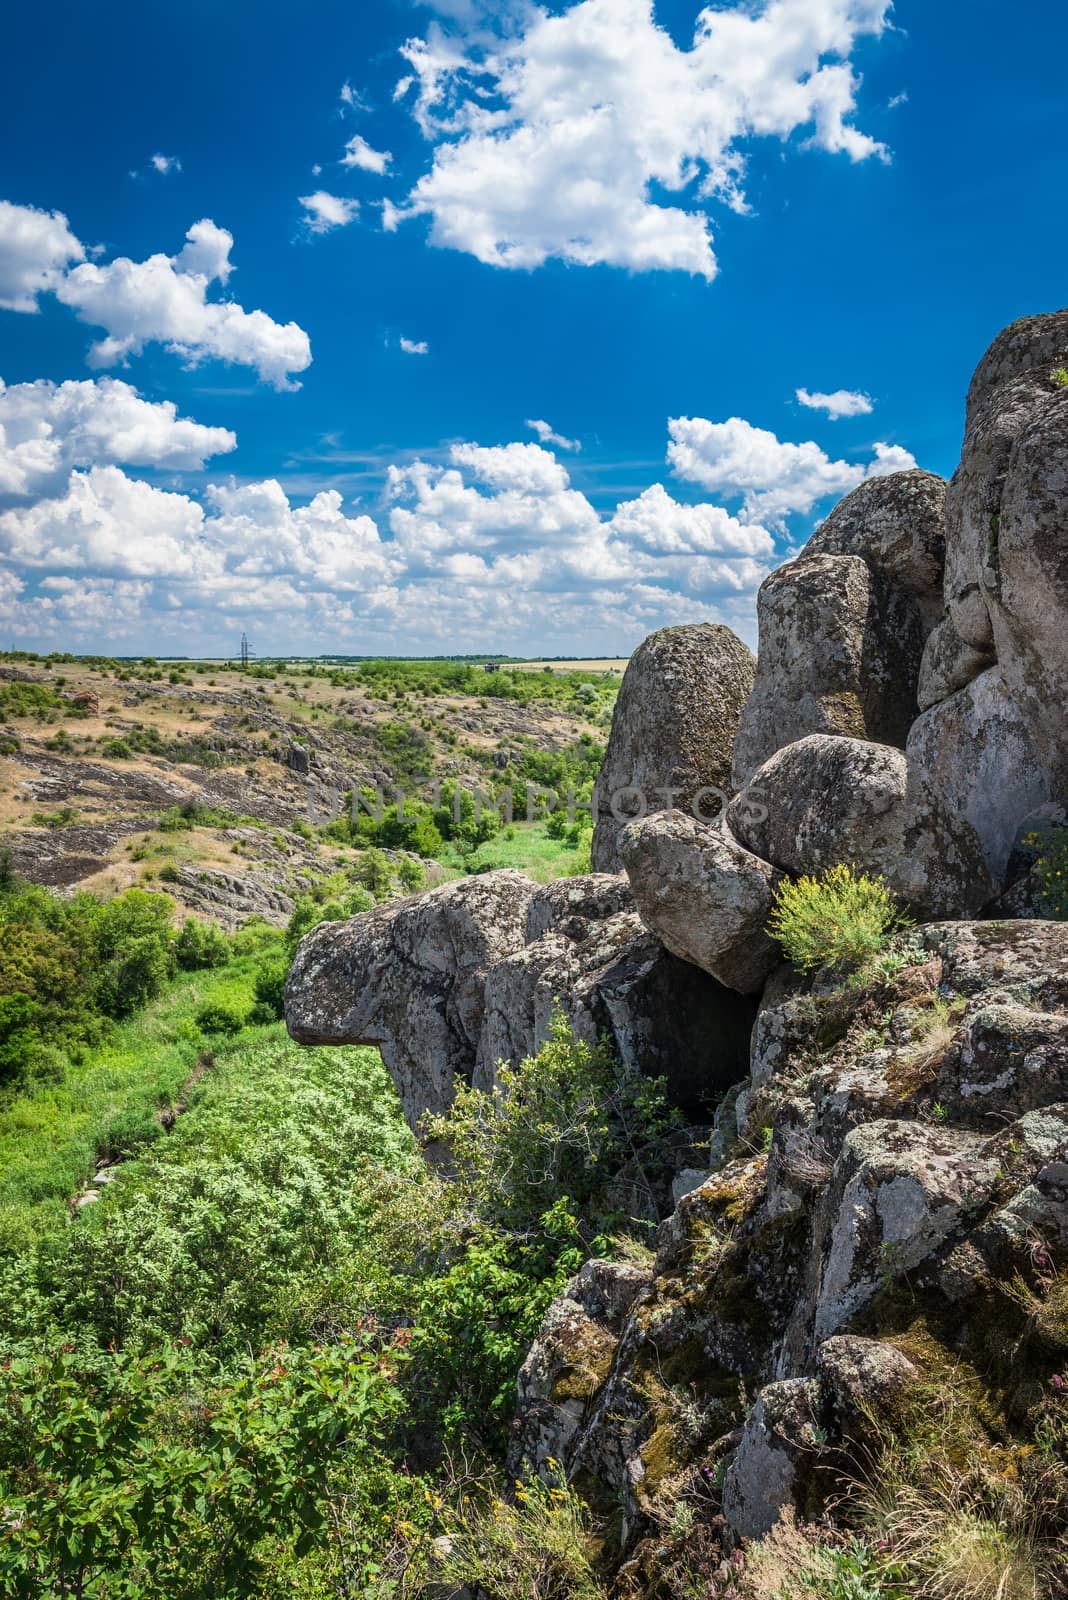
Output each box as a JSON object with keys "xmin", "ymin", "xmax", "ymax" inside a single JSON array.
[
  {"xmin": 620, "ymin": 812, "xmax": 782, "ymax": 993},
  {"xmin": 287, "ymin": 867, "xmax": 756, "ymax": 1127},
  {"xmin": 286, "ymin": 871, "xmax": 538, "ymax": 1122},
  {"xmin": 731, "ymin": 472, "xmax": 946, "ymax": 787},
  {"xmin": 509, "ymin": 920, "xmax": 1068, "ymax": 1553},
  {"xmin": 591, "ymin": 624, "xmax": 755, "ymax": 873},
  {"xmin": 727, "ymin": 735, "xmax": 907, "ymax": 881}
]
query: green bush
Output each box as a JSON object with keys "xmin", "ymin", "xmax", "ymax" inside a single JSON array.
[
  {"xmin": 252, "ymin": 955, "xmax": 289, "ymax": 1018},
  {"xmin": 768, "ymin": 864, "xmax": 912, "ymax": 975},
  {"xmin": 195, "ymin": 1002, "xmax": 245, "ymax": 1035},
  {"xmin": 174, "ymin": 917, "xmax": 230, "ymax": 971}
]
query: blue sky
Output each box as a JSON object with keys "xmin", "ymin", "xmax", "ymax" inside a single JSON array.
[{"xmin": 0, "ymin": 0, "xmax": 1065, "ymax": 658}]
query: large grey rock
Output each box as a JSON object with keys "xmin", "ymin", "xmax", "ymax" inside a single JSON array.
[
  {"xmin": 805, "ymin": 468, "xmax": 947, "ymax": 631},
  {"xmin": 816, "ymin": 1336, "xmax": 920, "ymax": 1429},
  {"xmin": 477, "ymin": 909, "xmax": 755, "ymax": 1118},
  {"xmin": 620, "ymin": 811, "xmax": 782, "ymax": 994},
  {"xmin": 732, "ymin": 473, "xmax": 946, "ymax": 787},
  {"xmin": 993, "ymin": 390, "xmax": 1068, "ymax": 798},
  {"xmin": 917, "ymin": 612, "xmax": 995, "ymax": 711},
  {"xmin": 285, "ymin": 870, "xmax": 537, "ymax": 1123},
  {"xmin": 509, "ymin": 1257, "xmax": 649, "ymax": 1480},
  {"xmin": 728, "ymin": 734, "xmax": 907, "ymax": 880},
  {"xmin": 722, "ymin": 1378, "xmax": 823, "ymax": 1540},
  {"xmin": 591, "ymin": 624, "xmax": 755, "ymax": 874},
  {"xmin": 899, "ymin": 665, "xmax": 1049, "ymax": 915},
  {"xmin": 944, "ymin": 310, "xmax": 1068, "ymax": 651},
  {"xmin": 811, "ymin": 1120, "xmax": 999, "ymax": 1342},
  {"xmin": 731, "ymin": 554, "xmax": 871, "ymax": 787}
]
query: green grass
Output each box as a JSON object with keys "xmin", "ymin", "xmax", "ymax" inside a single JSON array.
[
  {"xmin": 0, "ymin": 951, "xmax": 271, "ymax": 1254},
  {"xmin": 435, "ymin": 820, "xmax": 591, "ymax": 883}
]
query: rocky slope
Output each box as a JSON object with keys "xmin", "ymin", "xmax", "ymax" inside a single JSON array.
[
  {"xmin": 285, "ymin": 311, "xmax": 1068, "ymax": 1587},
  {"xmin": 0, "ymin": 659, "xmax": 607, "ymax": 926}
]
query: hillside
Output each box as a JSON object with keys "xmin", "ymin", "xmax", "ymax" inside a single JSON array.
[{"xmin": 0, "ymin": 655, "xmax": 619, "ymax": 924}]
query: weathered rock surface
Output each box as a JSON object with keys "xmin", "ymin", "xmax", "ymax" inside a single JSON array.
[
  {"xmin": 288, "ymin": 864, "xmax": 756, "ymax": 1128},
  {"xmin": 509, "ymin": 919, "xmax": 1068, "ymax": 1557},
  {"xmin": 620, "ymin": 811, "xmax": 782, "ymax": 993},
  {"xmin": 591, "ymin": 624, "xmax": 755, "ymax": 873},
  {"xmin": 286, "ymin": 870, "xmax": 537, "ymax": 1122},
  {"xmin": 523, "ymin": 873, "xmax": 634, "ymax": 943},
  {"xmin": 917, "ymin": 611, "xmax": 995, "ymax": 711},
  {"xmin": 730, "ymin": 554, "xmax": 871, "ymax": 787},
  {"xmin": 721, "ymin": 1378, "xmax": 822, "ymax": 1541},
  {"xmin": 732, "ymin": 472, "xmax": 946, "ymax": 787},
  {"xmin": 945, "ymin": 310, "xmax": 1068, "ymax": 651},
  {"xmin": 899, "ymin": 666, "xmax": 1049, "ymax": 915},
  {"xmin": 993, "ymin": 389, "xmax": 1068, "ymax": 796},
  {"xmin": 478, "ymin": 911, "xmax": 755, "ymax": 1118},
  {"xmin": 727, "ymin": 734, "xmax": 907, "ymax": 881}
]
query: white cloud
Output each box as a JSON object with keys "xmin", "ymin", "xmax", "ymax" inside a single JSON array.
[
  {"xmin": 0, "ymin": 200, "xmax": 85, "ymax": 312},
  {"xmin": 667, "ymin": 413, "xmax": 916, "ymax": 525},
  {"xmin": 0, "ymin": 375, "xmax": 235, "ymax": 500},
  {"xmin": 150, "ymin": 154, "xmax": 182, "ymax": 175},
  {"xmin": 796, "ymin": 386, "xmax": 873, "ymax": 419},
  {"xmin": 399, "ymin": 336, "xmax": 429, "ymax": 354},
  {"xmin": 527, "ymin": 417, "xmax": 580, "ymax": 451},
  {"xmin": 341, "ymin": 134, "xmax": 392, "ymax": 174},
  {"xmin": 387, "ymin": 0, "xmax": 892, "ymax": 277},
  {"xmin": 0, "ymin": 465, "xmax": 211, "ymax": 576},
  {"xmin": 54, "ymin": 218, "xmax": 312, "ymax": 389},
  {"xmin": 299, "ymin": 191, "xmax": 360, "ymax": 233},
  {"xmin": 888, "ymin": 90, "xmax": 908, "ymax": 109}
]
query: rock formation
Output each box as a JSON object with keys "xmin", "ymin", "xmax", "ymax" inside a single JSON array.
[
  {"xmin": 286, "ymin": 869, "xmax": 755, "ymax": 1125},
  {"xmin": 591, "ymin": 623, "xmax": 755, "ymax": 873},
  {"xmin": 286, "ymin": 309, "xmax": 1068, "ymax": 1581}
]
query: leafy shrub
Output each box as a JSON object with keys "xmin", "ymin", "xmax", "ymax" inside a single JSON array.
[
  {"xmin": 768, "ymin": 865, "xmax": 911, "ymax": 975},
  {"xmin": 174, "ymin": 917, "xmax": 230, "ymax": 971},
  {"xmin": 157, "ymin": 862, "xmax": 181, "ymax": 884},
  {"xmin": 245, "ymin": 1001, "xmax": 279, "ymax": 1027},
  {"xmin": 101, "ymin": 737, "xmax": 133, "ymax": 758},
  {"xmin": 195, "ymin": 1002, "xmax": 244, "ymax": 1035},
  {"xmin": 0, "ymin": 1334, "xmax": 404, "ymax": 1598},
  {"xmin": 252, "ymin": 955, "xmax": 289, "ymax": 1018}
]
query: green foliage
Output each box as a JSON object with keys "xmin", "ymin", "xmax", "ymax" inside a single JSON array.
[
  {"xmin": 195, "ymin": 1001, "xmax": 245, "ymax": 1034},
  {"xmin": 1050, "ymin": 366, "xmax": 1068, "ymax": 388},
  {"xmin": 253, "ymin": 954, "xmax": 289, "ymax": 1018},
  {"xmin": 798, "ymin": 1539, "xmax": 907, "ymax": 1599},
  {"xmin": 1024, "ymin": 825, "xmax": 1068, "ymax": 918},
  {"xmin": 0, "ymin": 1333, "xmax": 404, "ymax": 1598},
  {"xmin": 174, "ymin": 916, "xmax": 230, "ymax": 970},
  {"xmin": 424, "ymin": 1009, "xmax": 674, "ymax": 1241},
  {"xmin": 768, "ymin": 864, "xmax": 912, "ymax": 975}
]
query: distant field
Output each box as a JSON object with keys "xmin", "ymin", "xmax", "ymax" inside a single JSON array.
[{"xmin": 511, "ymin": 658, "xmax": 629, "ymax": 674}]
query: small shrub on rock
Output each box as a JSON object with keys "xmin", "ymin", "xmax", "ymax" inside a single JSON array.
[{"xmin": 769, "ymin": 864, "xmax": 911, "ymax": 976}]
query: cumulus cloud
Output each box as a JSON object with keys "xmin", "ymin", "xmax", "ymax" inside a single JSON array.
[
  {"xmin": 50, "ymin": 218, "xmax": 311, "ymax": 389},
  {"xmin": 667, "ymin": 414, "xmax": 916, "ymax": 525},
  {"xmin": 150, "ymin": 154, "xmax": 182, "ymax": 175},
  {"xmin": 0, "ymin": 375, "xmax": 235, "ymax": 501},
  {"xmin": 300, "ymin": 191, "xmax": 360, "ymax": 233},
  {"xmin": 796, "ymin": 386, "xmax": 873, "ymax": 419},
  {"xmin": 387, "ymin": 0, "xmax": 892, "ymax": 277},
  {"xmin": 527, "ymin": 418, "xmax": 580, "ymax": 451},
  {"xmin": 399, "ymin": 336, "xmax": 429, "ymax": 354},
  {"xmin": 0, "ymin": 200, "xmax": 85, "ymax": 312},
  {"xmin": 341, "ymin": 134, "xmax": 392, "ymax": 174}
]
